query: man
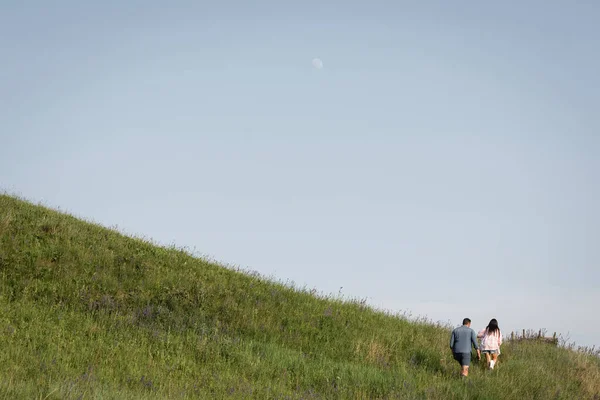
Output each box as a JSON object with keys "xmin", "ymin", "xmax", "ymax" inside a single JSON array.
[{"xmin": 450, "ymin": 318, "xmax": 481, "ymax": 377}]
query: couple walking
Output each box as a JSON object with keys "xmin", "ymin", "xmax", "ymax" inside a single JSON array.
[{"xmin": 449, "ymin": 317, "xmax": 503, "ymax": 376}]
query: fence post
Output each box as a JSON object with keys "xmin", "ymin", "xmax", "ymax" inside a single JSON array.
[
  {"xmin": 511, "ymin": 332, "xmax": 515, "ymax": 341},
  {"xmin": 522, "ymin": 329, "xmax": 525, "ymax": 338},
  {"xmin": 538, "ymin": 329, "xmax": 542, "ymax": 338}
]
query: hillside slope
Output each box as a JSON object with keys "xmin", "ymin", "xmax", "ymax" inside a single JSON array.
[{"xmin": 0, "ymin": 194, "xmax": 598, "ymax": 399}]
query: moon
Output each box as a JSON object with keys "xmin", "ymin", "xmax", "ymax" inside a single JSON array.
[{"xmin": 312, "ymin": 58, "xmax": 323, "ymax": 69}]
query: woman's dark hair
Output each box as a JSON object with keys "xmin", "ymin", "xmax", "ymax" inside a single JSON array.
[{"xmin": 486, "ymin": 318, "xmax": 500, "ymax": 335}]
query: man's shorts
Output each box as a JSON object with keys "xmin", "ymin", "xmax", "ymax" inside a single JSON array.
[{"xmin": 453, "ymin": 352, "xmax": 471, "ymax": 367}]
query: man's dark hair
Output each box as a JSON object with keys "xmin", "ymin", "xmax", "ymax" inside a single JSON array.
[{"xmin": 463, "ymin": 318, "xmax": 471, "ymax": 325}]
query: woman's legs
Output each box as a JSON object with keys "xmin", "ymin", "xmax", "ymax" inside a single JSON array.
[
  {"xmin": 485, "ymin": 352, "xmax": 491, "ymax": 368},
  {"xmin": 490, "ymin": 353, "xmax": 499, "ymax": 369}
]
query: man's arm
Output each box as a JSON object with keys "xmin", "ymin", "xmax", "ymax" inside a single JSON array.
[
  {"xmin": 471, "ymin": 330, "xmax": 479, "ymax": 349},
  {"xmin": 471, "ymin": 329, "xmax": 481, "ymax": 359},
  {"xmin": 449, "ymin": 330, "xmax": 455, "ymax": 350}
]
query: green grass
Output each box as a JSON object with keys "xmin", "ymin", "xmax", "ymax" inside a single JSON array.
[{"xmin": 1, "ymin": 194, "xmax": 599, "ymax": 399}]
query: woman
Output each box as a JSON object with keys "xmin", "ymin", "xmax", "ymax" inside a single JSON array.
[{"xmin": 478, "ymin": 319, "xmax": 503, "ymax": 369}]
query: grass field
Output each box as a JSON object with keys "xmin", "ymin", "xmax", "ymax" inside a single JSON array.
[{"xmin": 1, "ymin": 194, "xmax": 599, "ymax": 399}]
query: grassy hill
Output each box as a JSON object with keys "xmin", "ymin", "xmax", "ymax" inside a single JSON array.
[{"xmin": 0, "ymin": 194, "xmax": 598, "ymax": 399}]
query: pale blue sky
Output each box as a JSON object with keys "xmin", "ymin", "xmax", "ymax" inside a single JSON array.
[{"xmin": 1, "ymin": 1, "xmax": 599, "ymax": 347}]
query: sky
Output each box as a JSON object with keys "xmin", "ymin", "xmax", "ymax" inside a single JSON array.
[{"xmin": 1, "ymin": 1, "xmax": 599, "ymax": 347}]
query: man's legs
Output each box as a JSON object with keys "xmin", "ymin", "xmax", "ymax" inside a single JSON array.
[
  {"xmin": 453, "ymin": 353, "xmax": 471, "ymax": 377},
  {"xmin": 461, "ymin": 365, "xmax": 469, "ymax": 377}
]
